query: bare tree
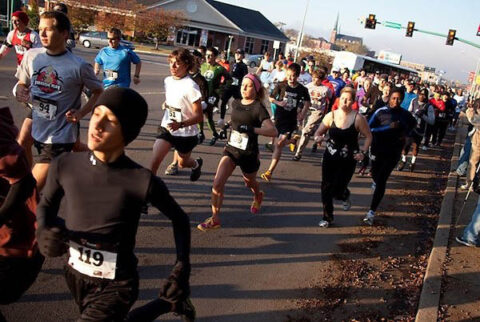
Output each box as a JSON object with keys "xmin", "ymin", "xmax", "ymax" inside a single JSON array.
[{"xmin": 136, "ymin": 8, "xmax": 185, "ymax": 49}]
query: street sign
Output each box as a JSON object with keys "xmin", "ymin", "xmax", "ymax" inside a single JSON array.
[
  {"xmin": 273, "ymin": 40, "xmax": 280, "ymax": 49},
  {"xmin": 384, "ymin": 21, "xmax": 402, "ymax": 29}
]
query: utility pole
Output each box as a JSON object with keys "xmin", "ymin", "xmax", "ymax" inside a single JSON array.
[{"xmin": 294, "ymin": 0, "xmax": 309, "ymax": 63}]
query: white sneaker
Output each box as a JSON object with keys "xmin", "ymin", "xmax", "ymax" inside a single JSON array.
[
  {"xmin": 343, "ymin": 198, "xmax": 351, "ymax": 211},
  {"xmin": 456, "ymin": 162, "xmax": 468, "ymax": 176},
  {"xmin": 217, "ymin": 118, "xmax": 225, "ymax": 127},
  {"xmin": 318, "ymin": 220, "xmax": 330, "ymax": 228},
  {"xmin": 363, "ymin": 210, "xmax": 375, "ymax": 226},
  {"xmin": 213, "ymin": 107, "xmax": 219, "ymax": 114},
  {"xmin": 421, "ymin": 146, "xmax": 428, "ymax": 151},
  {"xmin": 371, "ymin": 182, "xmax": 376, "ymax": 191},
  {"xmin": 460, "ymin": 183, "xmax": 470, "ymax": 190}
]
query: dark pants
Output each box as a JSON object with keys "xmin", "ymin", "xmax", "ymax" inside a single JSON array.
[
  {"xmin": 424, "ymin": 123, "xmax": 436, "ymax": 146},
  {"xmin": 321, "ymin": 155, "xmax": 356, "ymax": 222},
  {"xmin": 125, "ymin": 299, "xmax": 173, "ymax": 321},
  {"xmin": 436, "ymin": 120, "xmax": 449, "ymax": 145},
  {"xmin": 403, "ymin": 133, "xmax": 423, "ymax": 157},
  {"xmin": 370, "ymin": 152, "xmax": 400, "ymax": 212},
  {"xmin": 220, "ymin": 86, "xmax": 241, "ymax": 119},
  {"xmin": 64, "ymin": 265, "xmax": 139, "ymax": 322},
  {"xmin": 199, "ymin": 103, "xmax": 218, "ymax": 138}
]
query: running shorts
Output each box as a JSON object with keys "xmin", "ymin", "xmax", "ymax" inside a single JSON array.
[
  {"xmin": 157, "ymin": 127, "xmax": 198, "ymax": 155},
  {"xmin": 33, "ymin": 140, "xmax": 74, "ymax": 163},
  {"xmin": 223, "ymin": 150, "xmax": 260, "ymax": 174}
]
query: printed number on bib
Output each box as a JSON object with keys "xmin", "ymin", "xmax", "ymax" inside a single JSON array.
[
  {"xmin": 105, "ymin": 70, "xmax": 119, "ymax": 81},
  {"xmin": 168, "ymin": 107, "xmax": 182, "ymax": 123},
  {"xmin": 68, "ymin": 241, "xmax": 117, "ymax": 280},
  {"xmin": 208, "ymin": 96, "xmax": 217, "ymax": 105},
  {"xmin": 232, "ymin": 77, "xmax": 239, "ymax": 86},
  {"xmin": 32, "ymin": 96, "xmax": 57, "ymax": 120},
  {"xmin": 228, "ymin": 130, "xmax": 249, "ymax": 150}
]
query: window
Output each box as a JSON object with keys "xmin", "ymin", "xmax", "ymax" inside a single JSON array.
[
  {"xmin": 176, "ymin": 27, "xmax": 199, "ymax": 46},
  {"xmin": 260, "ymin": 40, "xmax": 269, "ymax": 54},
  {"xmin": 245, "ymin": 37, "xmax": 254, "ymax": 54}
]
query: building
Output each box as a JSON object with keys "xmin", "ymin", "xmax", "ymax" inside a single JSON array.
[
  {"xmin": 329, "ymin": 13, "xmax": 362, "ymax": 50},
  {"xmin": 148, "ymin": 0, "xmax": 289, "ymax": 54}
]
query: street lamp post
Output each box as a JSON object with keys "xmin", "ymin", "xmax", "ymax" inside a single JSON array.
[{"xmin": 294, "ymin": 0, "xmax": 310, "ymax": 63}]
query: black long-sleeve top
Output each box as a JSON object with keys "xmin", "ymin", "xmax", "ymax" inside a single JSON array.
[{"xmin": 37, "ymin": 151, "xmax": 191, "ymax": 279}]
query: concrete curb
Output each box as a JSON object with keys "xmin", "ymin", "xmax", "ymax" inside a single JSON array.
[{"xmin": 415, "ymin": 125, "xmax": 466, "ymax": 322}]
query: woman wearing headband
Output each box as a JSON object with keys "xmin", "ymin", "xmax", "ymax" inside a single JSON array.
[{"xmin": 198, "ymin": 74, "xmax": 277, "ymax": 231}]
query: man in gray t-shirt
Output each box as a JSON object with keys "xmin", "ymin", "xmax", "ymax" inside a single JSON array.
[{"xmin": 15, "ymin": 11, "xmax": 103, "ymax": 190}]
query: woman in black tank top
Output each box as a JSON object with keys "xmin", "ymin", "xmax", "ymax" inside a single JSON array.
[{"xmin": 314, "ymin": 87, "xmax": 372, "ymax": 228}]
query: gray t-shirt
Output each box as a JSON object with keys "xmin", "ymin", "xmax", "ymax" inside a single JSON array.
[{"xmin": 16, "ymin": 48, "xmax": 102, "ymax": 144}]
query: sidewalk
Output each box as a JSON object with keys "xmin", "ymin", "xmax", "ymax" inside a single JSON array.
[{"xmin": 416, "ymin": 120, "xmax": 480, "ymax": 321}]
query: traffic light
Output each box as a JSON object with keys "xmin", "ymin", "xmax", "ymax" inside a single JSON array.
[
  {"xmin": 446, "ymin": 29, "xmax": 456, "ymax": 46},
  {"xmin": 406, "ymin": 21, "xmax": 415, "ymax": 37},
  {"xmin": 365, "ymin": 14, "xmax": 376, "ymax": 29}
]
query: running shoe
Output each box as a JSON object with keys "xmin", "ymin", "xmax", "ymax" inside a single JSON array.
[
  {"xmin": 289, "ymin": 134, "xmax": 300, "ymax": 152},
  {"xmin": 363, "ymin": 210, "xmax": 375, "ymax": 226},
  {"xmin": 175, "ymin": 297, "xmax": 196, "ymax": 322},
  {"xmin": 197, "ymin": 132, "xmax": 205, "ymax": 144},
  {"xmin": 455, "ymin": 236, "xmax": 477, "ymax": 247},
  {"xmin": 209, "ymin": 136, "xmax": 218, "ymax": 146},
  {"xmin": 292, "ymin": 154, "xmax": 301, "ymax": 161},
  {"xmin": 265, "ymin": 143, "xmax": 273, "ymax": 152},
  {"xmin": 460, "ymin": 183, "xmax": 470, "ymax": 190},
  {"xmin": 397, "ymin": 160, "xmax": 406, "ymax": 171},
  {"xmin": 197, "ymin": 217, "xmax": 220, "ymax": 231},
  {"xmin": 343, "ymin": 198, "xmax": 351, "ymax": 211},
  {"xmin": 421, "ymin": 145, "xmax": 428, "ymax": 151},
  {"xmin": 250, "ymin": 191, "xmax": 264, "ymax": 214},
  {"xmin": 190, "ymin": 158, "xmax": 203, "ymax": 182},
  {"xmin": 311, "ymin": 143, "xmax": 318, "ymax": 153},
  {"xmin": 318, "ymin": 219, "xmax": 331, "ymax": 228},
  {"xmin": 165, "ymin": 162, "xmax": 178, "ymax": 175},
  {"xmin": 409, "ymin": 162, "xmax": 415, "ymax": 172},
  {"xmin": 217, "ymin": 118, "xmax": 225, "ymax": 127},
  {"xmin": 260, "ymin": 170, "xmax": 272, "ymax": 182}
]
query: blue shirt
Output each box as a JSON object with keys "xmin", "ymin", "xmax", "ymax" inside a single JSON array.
[
  {"xmin": 401, "ymin": 92, "xmax": 417, "ymax": 110},
  {"xmin": 95, "ymin": 45, "xmax": 140, "ymax": 88},
  {"xmin": 327, "ymin": 75, "xmax": 346, "ymax": 97}
]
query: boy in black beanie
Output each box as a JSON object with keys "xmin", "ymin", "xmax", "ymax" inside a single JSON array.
[{"xmin": 36, "ymin": 88, "xmax": 195, "ymax": 321}]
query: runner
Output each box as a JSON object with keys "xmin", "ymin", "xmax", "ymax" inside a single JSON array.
[
  {"xmin": 52, "ymin": 3, "xmax": 76, "ymax": 51},
  {"xmin": 0, "ymin": 107, "xmax": 43, "ymax": 321},
  {"xmin": 197, "ymin": 74, "xmax": 277, "ymax": 231},
  {"xmin": 293, "ymin": 69, "xmax": 332, "ymax": 161},
  {"xmin": 150, "ymin": 48, "xmax": 204, "ymax": 182},
  {"xmin": 313, "ymin": 87, "xmax": 372, "ymax": 227},
  {"xmin": 15, "ymin": 11, "xmax": 103, "ymax": 190},
  {"xmin": 1, "ymin": 11, "xmax": 42, "ymax": 167},
  {"xmin": 200, "ymin": 47, "xmax": 230, "ymax": 146},
  {"xmin": 397, "ymin": 88, "xmax": 435, "ymax": 172},
  {"xmin": 94, "ymin": 28, "xmax": 142, "ymax": 89},
  {"xmin": 363, "ymin": 87, "xmax": 416, "ymax": 225},
  {"xmin": 298, "ymin": 61, "xmax": 312, "ymax": 86},
  {"xmin": 218, "ymin": 48, "xmax": 248, "ymax": 127},
  {"xmin": 165, "ymin": 50, "xmax": 208, "ymax": 176},
  {"xmin": 256, "ymin": 51, "xmax": 274, "ymax": 85},
  {"xmin": 260, "ymin": 63, "xmax": 311, "ymax": 182},
  {"xmin": 400, "ymin": 80, "xmax": 417, "ymax": 110},
  {"xmin": 35, "ymin": 87, "xmax": 194, "ymax": 321},
  {"xmin": 327, "ymin": 68, "xmax": 346, "ymax": 98}
]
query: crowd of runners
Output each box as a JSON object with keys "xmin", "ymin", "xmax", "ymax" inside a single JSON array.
[{"xmin": 0, "ymin": 7, "xmax": 478, "ymax": 322}]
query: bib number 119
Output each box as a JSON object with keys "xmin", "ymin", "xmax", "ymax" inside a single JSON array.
[{"xmin": 77, "ymin": 246, "xmax": 104, "ymax": 267}]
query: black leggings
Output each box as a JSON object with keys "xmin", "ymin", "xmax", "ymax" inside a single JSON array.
[
  {"xmin": 436, "ymin": 120, "xmax": 449, "ymax": 145},
  {"xmin": 370, "ymin": 153, "xmax": 400, "ymax": 212},
  {"xmin": 220, "ymin": 86, "xmax": 241, "ymax": 119},
  {"xmin": 402, "ymin": 133, "xmax": 422, "ymax": 157},
  {"xmin": 125, "ymin": 299, "xmax": 172, "ymax": 321},
  {"xmin": 199, "ymin": 104, "xmax": 218, "ymax": 138},
  {"xmin": 321, "ymin": 155, "xmax": 356, "ymax": 222}
]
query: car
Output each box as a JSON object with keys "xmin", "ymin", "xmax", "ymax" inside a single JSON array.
[
  {"xmin": 243, "ymin": 54, "xmax": 263, "ymax": 68},
  {"xmin": 78, "ymin": 31, "xmax": 135, "ymax": 50}
]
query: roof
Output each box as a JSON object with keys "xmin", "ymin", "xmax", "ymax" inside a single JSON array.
[
  {"xmin": 205, "ymin": 0, "xmax": 289, "ymax": 42},
  {"xmin": 336, "ymin": 34, "xmax": 363, "ymax": 44}
]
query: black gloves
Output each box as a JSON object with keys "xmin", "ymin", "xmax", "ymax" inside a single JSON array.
[
  {"xmin": 158, "ymin": 261, "xmax": 191, "ymax": 303},
  {"xmin": 218, "ymin": 123, "xmax": 230, "ymax": 140},
  {"xmin": 37, "ymin": 220, "xmax": 68, "ymax": 257},
  {"xmin": 238, "ymin": 124, "xmax": 254, "ymax": 135}
]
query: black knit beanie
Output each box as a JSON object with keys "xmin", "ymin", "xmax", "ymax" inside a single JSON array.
[{"xmin": 94, "ymin": 87, "xmax": 148, "ymax": 145}]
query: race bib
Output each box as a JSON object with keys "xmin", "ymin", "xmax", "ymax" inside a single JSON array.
[
  {"xmin": 68, "ymin": 241, "xmax": 117, "ymax": 280},
  {"xmin": 232, "ymin": 77, "xmax": 239, "ymax": 86},
  {"xmin": 228, "ymin": 130, "xmax": 249, "ymax": 150},
  {"xmin": 438, "ymin": 112, "xmax": 446, "ymax": 118},
  {"xmin": 105, "ymin": 70, "xmax": 119, "ymax": 81},
  {"xmin": 32, "ymin": 96, "xmax": 57, "ymax": 120},
  {"xmin": 167, "ymin": 105, "xmax": 182, "ymax": 122},
  {"xmin": 208, "ymin": 96, "xmax": 217, "ymax": 105}
]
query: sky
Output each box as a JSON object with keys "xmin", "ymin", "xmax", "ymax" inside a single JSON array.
[{"xmin": 217, "ymin": 0, "xmax": 480, "ymax": 83}]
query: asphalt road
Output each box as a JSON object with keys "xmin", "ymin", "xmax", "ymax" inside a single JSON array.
[{"xmin": 0, "ymin": 47, "xmax": 438, "ymax": 321}]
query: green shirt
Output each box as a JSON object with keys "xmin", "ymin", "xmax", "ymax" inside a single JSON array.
[{"xmin": 200, "ymin": 63, "xmax": 227, "ymax": 97}]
